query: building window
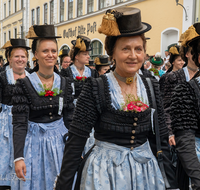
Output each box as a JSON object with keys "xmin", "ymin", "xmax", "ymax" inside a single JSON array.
[
  {"xmin": 4, "ymin": 33, "xmax": 6, "ymax": 44},
  {"xmin": 14, "ymin": 28, "xmax": 17, "ymax": 38},
  {"xmin": 36, "ymin": 7, "xmax": 40, "ymax": 24},
  {"xmin": 87, "ymin": 0, "xmax": 94, "ymax": 13},
  {"xmin": 50, "ymin": 0, "xmax": 54, "ymax": 24},
  {"xmin": 99, "ymin": 0, "xmax": 106, "ymax": 10},
  {"xmin": 4, "ymin": 3, "xmax": 6, "ymax": 18},
  {"xmin": 77, "ymin": 0, "xmax": 83, "ymax": 17},
  {"xmin": 21, "ymin": 26, "xmax": 23, "ymax": 38},
  {"xmin": 90, "ymin": 40, "xmax": 103, "ymax": 60},
  {"xmin": 8, "ymin": 31, "xmax": 11, "ymax": 40},
  {"xmin": 44, "ymin": 3, "xmax": 48, "ymax": 24},
  {"xmin": 68, "ymin": 0, "xmax": 73, "ymax": 20},
  {"xmin": 32, "ymin": 9, "xmax": 35, "ymax": 25},
  {"xmin": 115, "ymin": 0, "xmax": 123, "ymax": 4},
  {"xmin": 195, "ymin": 0, "xmax": 200, "ymax": 22},
  {"xmin": 21, "ymin": 0, "xmax": 24, "ymax": 9},
  {"xmin": 9, "ymin": 0, "xmax": 11, "ymax": 15},
  {"xmin": 15, "ymin": 0, "xmax": 17, "ymax": 12},
  {"xmin": 60, "ymin": 0, "xmax": 64, "ymax": 22}
]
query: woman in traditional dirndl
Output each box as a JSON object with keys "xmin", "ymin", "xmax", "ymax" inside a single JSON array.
[
  {"xmin": 11, "ymin": 25, "xmax": 74, "ymax": 190},
  {"xmin": 170, "ymin": 23, "xmax": 200, "ymax": 190},
  {"xmin": 55, "ymin": 7, "xmax": 178, "ymax": 190},
  {"xmin": 0, "ymin": 39, "xmax": 31, "ymax": 190}
]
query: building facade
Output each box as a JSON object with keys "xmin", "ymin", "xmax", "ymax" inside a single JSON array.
[{"xmin": 0, "ymin": 0, "xmax": 199, "ymax": 64}]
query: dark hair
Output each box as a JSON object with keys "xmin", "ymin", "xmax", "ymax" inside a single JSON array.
[
  {"xmin": 169, "ymin": 54, "xmax": 180, "ymax": 64},
  {"xmin": 191, "ymin": 39, "xmax": 200, "ymax": 67},
  {"xmin": 96, "ymin": 65, "xmax": 103, "ymax": 72},
  {"xmin": 105, "ymin": 34, "xmax": 147, "ymax": 57},
  {"xmin": 70, "ymin": 46, "xmax": 80, "ymax": 61},
  {"xmin": 31, "ymin": 38, "xmax": 58, "ymax": 55}
]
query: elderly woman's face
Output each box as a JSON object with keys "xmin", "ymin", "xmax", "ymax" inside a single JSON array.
[
  {"xmin": 9, "ymin": 48, "xmax": 28, "ymax": 71},
  {"xmin": 113, "ymin": 36, "xmax": 145, "ymax": 76},
  {"xmin": 35, "ymin": 39, "xmax": 58, "ymax": 69}
]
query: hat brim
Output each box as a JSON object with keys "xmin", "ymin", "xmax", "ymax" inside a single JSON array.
[
  {"xmin": 187, "ymin": 36, "xmax": 200, "ymax": 46},
  {"xmin": 118, "ymin": 22, "xmax": 152, "ymax": 37},
  {"xmin": 96, "ymin": 62, "xmax": 110, "ymax": 66},
  {"xmin": 71, "ymin": 40, "xmax": 92, "ymax": 51},
  {"xmin": 28, "ymin": 36, "xmax": 62, "ymax": 39},
  {"xmin": 10, "ymin": 45, "xmax": 31, "ymax": 50},
  {"xmin": 149, "ymin": 56, "xmax": 163, "ymax": 66}
]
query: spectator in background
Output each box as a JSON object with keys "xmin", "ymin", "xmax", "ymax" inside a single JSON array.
[
  {"xmin": 95, "ymin": 55, "xmax": 110, "ymax": 76},
  {"xmin": 85, "ymin": 60, "xmax": 96, "ymax": 70},
  {"xmin": 164, "ymin": 62, "xmax": 171, "ymax": 72}
]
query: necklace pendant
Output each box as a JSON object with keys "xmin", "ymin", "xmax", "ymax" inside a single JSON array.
[{"xmin": 126, "ymin": 77, "xmax": 134, "ymax": 85}]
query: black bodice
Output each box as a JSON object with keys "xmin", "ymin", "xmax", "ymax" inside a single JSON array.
[
  {"xmin": 12, "ymin": 74, "xmax": 74, "ymax": 159},
  {"xmin": 60, "ymin": 66, "xmax": 99, "ymax": 99},
  {"xmin": 70, "ymin": 75, "xmax": 168, "ymax": 147},
  {"xmin": 0, "ymin": 71, "xmax": 15, "ymax": 106}
]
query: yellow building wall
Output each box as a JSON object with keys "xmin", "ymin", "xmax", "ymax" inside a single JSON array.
[{"xmin": 57, "ymin": 0, "xmax": 183, "ymax": 56}]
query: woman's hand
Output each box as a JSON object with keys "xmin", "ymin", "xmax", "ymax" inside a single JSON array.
[
  {"xmin": 169, "ymin": 135, "xmax": 176, "ymax": 146},
  {"xmin": 15, "ymin": 160, "xmax": 26, "ymax": 181}
]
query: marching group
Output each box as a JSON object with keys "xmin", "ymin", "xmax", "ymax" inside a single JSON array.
[{"xmin": 0, "ymin": 6, "xmax": 200, "ymax": 190}]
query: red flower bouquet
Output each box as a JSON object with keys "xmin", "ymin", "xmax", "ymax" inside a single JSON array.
[
  {"xmin": 44, "ymin": 90, "xmax": 54, "ymax": 97},
  {"xmin": 75, "ymin": 76, "xmax": 87, "ymax": 81},
  {"xmin": 38, "ymin": 84, "xmax": 62, "ymax": 97},
  {"xmin": 122, "ymin": 94, "xmax": 149, "ymax": 113}
]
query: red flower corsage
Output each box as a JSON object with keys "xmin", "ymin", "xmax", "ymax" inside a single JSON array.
[{"xmin": 75, "ymin": 76, "xmax": 87, "ymax": 81}]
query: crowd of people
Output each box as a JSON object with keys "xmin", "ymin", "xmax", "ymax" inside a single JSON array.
[{"xmin": 0, "ymin": 6, "xmax": 200, "ymax": 190}]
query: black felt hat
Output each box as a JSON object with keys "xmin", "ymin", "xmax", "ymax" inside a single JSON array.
[
  {"xmin": 10, "ymin": 39, "xmax": 31, "ymax": 49},
  {"xmin": 1, "ymin": 39, "xmax": 30, "ymax": 50},
  {"xmin": 71, "ymin": 35, "xmax": 92, "ymax": 51},
  {"xmin": 26, "ymin": 25, "xmax": 61, "ymax": 39},
  {"xmin": 59, "ymin": 49, "xmax": 70, "ymax": 58},
  {"xmin": 94, "ymin": 55, "xmax": 110, "ymax": 66},
  {"xmin": 98, "ymin": 7, "xmax": 151, "ymax": 37},
  {"xmin": 86, "ymin": 60, "xmax": 95, "ymax": 66}
]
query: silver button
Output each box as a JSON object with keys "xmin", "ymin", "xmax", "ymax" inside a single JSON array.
[
  {"xmin": 130, "ymin": 147, "xmax": 134, "ymax": 150},
  {"xmin": 49, "ymin": 112, "xmax": 52, "ymax": 115},
  {"xmin": 49, "ymin": 98, "xmax": 52, "ymax": 101},
  {"xmin": 131, "ymin": 136, "xmax": 135, "ymax": 140},
  {"xmin": 130, "ymin": 140, "xmax": 134, "ymax": 144},
  {"xmin": 50, "ymin": 116, "xmax": 53, "ymax": 119},
  {"xmin": 50, "ymin": 105, "xmax": 52, "ymax": 108},
  {"xmin": 134, "ymin": 118, "xmax": 138, "ymax": 121},
  {"xmin": 133, "ymin": 123, "xmax": 137, "ymax": 127}
]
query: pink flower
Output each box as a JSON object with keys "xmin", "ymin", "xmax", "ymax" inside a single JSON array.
[
  {"xmin": 123, "ymin": 106, "xmax": 128, "ymax": 111},
  {"xmin": 127, "ymin": 103, "xmax": 134, "ymax": 111},
  {"xmin": 134, "ymin": 106, "xmax": 141, "ymax": 112}
]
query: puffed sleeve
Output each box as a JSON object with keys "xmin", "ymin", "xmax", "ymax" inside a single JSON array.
[
  {"xmin": 159, "ymin": 72, "xmax": 177, "ymax": 136},
  {"xmin": 62, "ymin": 77, "xmax": 74, "ymax": 129},
  {"xmin": 55, "ymin": 77, "xmax": 99, "ymax": 190},
  {"xmin": 12, "ymin": 79, "xmax": 30, "ymax": 160},
  {"xmin": 147, "ymin": 77, "xmax": 178, "ymax": 188}
]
